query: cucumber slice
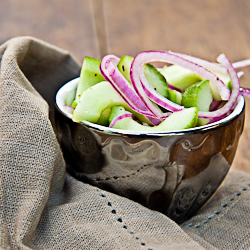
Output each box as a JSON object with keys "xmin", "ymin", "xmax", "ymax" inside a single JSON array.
[
  {"xmin": 227, "ymin": 81, "xmax": 232, "ymax": 92},
  {"xmin": 117, "ymin": 55, "xmax": 134, "ymax": 84},
  {"xmin": 108, "ymin": 106, "xmax": 125, "ymax": 124},
  {"xmin": 72, "ymin": 81, "xmax": 151, "ymax": 124},
  {"xmin": 182, "ymin": 80, "xmax": 213, "ymax": 110},
  {"xmin": 110, "ymin": 106, "xmax": 198, "ymax": 132},
  {"xmin": 64, "ymin": 88, "xmax": 76, "ymax": 106},
  {"xmin": 71, "ymin": 100, "xmax": 78, "ymax": 108},
  {"xmin": 168, "ymin": 89, "xmax": 182, "ymax": 105},
  {"xmin": 73, "ymin": 56, "xmax": 105, "ymax": 105},
  {"xmin": 182, "ymin": 80, "xmax": 213, "ymax": 126},
  {"xmin": 160, "ymin": 65, "xmax": 202, "ymax": 91},
  {"xmin": 97, "ymin": 107, "xmax": 111, "ymax": 126},
  {"xmin": 144, "ymin": 64, "xmax": 169, "ymax": 98}
]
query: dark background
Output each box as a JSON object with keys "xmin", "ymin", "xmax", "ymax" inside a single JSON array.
[{"xmin": 1, "ymin": 0, "xmax": 250, "ymax": 173}]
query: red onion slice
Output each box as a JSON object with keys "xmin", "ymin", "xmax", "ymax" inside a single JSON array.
[
  {"xmin": 198, "ymin": 53, "xmax": 240, "ymax": 119},
  {"xmin": 109, "ymin": 112, "xmax": 133, "ymax": 128},
  {"xmin": 206, "ymin": 113, "xmax": 228, "ymax": 124},
  {"xmin": 170, "ymin": 51, "xmax": 228, "ymax": 74},
  {"xmin": 160, "ymin": 112, "xmax": 172, "ymax": 119},
  {"xmin": 142, "ymin": 83, "xmax": 184, "ymax": 112},
  {"xmin": 109, "ymin": 111, "xmax": 163, "ymax": 128},
  {"xmin": 146, "ymin": 116, "xmax": 163, "ymax": 126},
  {"xmin": 209, "ymin": 100, "xmax": 223, "ymax": 111},
  {"xmin": 233, "ymin": 59, "xmax": 250, "ymax": 69},
  {"xmin": 131, "ymin": 51, "xmax": 231, "ymax": 118},
  {"xmin": 240, "ymin": 87, "xmax": 250, "ymax": 98},
  {"xmin": 168, "ymin": 83, "xmax": 182, "ymax": 92},
  {"xmin": 63, "ymin": 105, "xmax": 75, "ymax": 114},
  {"xmin": 237, "ymin": 71, "xmax": 244, "ymax": 78}
]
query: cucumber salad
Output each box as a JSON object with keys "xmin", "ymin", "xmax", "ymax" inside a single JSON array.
[{"xmin": 64, "ymin": 51, "xmax": 250, "ymax": 132}]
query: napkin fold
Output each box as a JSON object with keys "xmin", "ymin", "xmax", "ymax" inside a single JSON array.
[{"xmin": 1, "ymin": 36, "xmax": 249, "ymax": 250}]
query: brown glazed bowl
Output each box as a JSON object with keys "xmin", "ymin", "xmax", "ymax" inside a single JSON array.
[{"xmin": 55, "ymin": 77, "xmax": 245, "ymax": 223}]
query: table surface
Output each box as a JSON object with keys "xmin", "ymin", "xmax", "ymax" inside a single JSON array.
[{"xmin": 1, "ymin": 0, "xmax": 250, "ymax": 173}]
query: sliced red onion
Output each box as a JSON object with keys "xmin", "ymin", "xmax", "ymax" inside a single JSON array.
[
  {"xmin": 100, "ymin": 54, "xmax": 154, "ymax": 117},
  {"xmin": 109, "ymin": 111, "xmax": 165, "ymax": 127},
  {"xmin": 197, "ymin": 53, "xmax": 240, "ymax": 119},
  {"xmin": 209, "ymin": 100, "xmax": 223, "ymax": 111},
  {"xmin": 207, "ymin": 113, "xmax": 228, "ymax": 124},
  {"xmin": 167, "ymin": 83, "xmax": 182, "ymax": 92},
  {"xmin": 170, "ymin": 53, "xmax": 246, "ymax": 79},
  {"xmin": 170, "ymin": 51, "xmax": 228, "ymax": 74},
  {"xmin": 131, "ymin": 51, "xmax": 231, "ymax": 119},
  {"xmin": 109, "ymin": 112, "xmax": 133, "ymax": 128},
  {"xmin": 161, "ymin": 112, "xmax": 172, "ymax": 119},
  {"xmin": 233, "ymin": 59, "xmax": 250, "ymax": 69},
  {"xmin": 63, "ymin": 105, "xmax": 75, "ymax": 114},
  {"xmin": 237, "ymin": 71, "xmax": 244, "ymax": 78},
  {"xmin": 240, "ymin": 87, "xmax": 250, "ymax": 98},
  {"xmin": 146, "ymin": 116, "xmax": 163, "ymax": 126},
  {"xmin": 142, "ymin": 84, "xmax": 184, "ymax": 112}
]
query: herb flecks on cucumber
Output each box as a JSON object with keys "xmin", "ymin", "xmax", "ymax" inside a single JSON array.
[
  {"xmin": 144, "ymin": 63, "xmax": 169, "ymax": 98},
  {"xmin": 117, "ymin": 55, "xmax": 134, "ymax": 84}
]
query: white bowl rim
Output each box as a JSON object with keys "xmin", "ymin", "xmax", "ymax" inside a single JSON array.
[{"xmin": 55, "ymin": 77, "xmax": 245, "ymax": 136}]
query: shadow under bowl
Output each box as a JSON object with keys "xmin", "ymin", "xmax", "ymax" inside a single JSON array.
[{"xmin": 54, "ymin": 77, "xmax": 245, "ymax": 223}]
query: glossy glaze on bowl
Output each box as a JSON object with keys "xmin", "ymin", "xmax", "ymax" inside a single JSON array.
[{"xmin": 55, "ymin": 78, "xmax": 245, "ymax": 223}]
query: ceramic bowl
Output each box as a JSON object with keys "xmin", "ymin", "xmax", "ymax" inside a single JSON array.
[{"xmin": 55, "ymin": 77, "xmax": 245, "ymax": 223}]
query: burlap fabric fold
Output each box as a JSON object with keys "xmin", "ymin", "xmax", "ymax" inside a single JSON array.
[{"xmin": 0, "ymin": 36, "xmax": 249, "ymax": 249}]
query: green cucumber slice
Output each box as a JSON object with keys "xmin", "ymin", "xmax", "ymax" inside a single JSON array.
[
  {"xmin": 144, "ymin": 64, "xmax": 169, "ymax": 98},
  {"xmin": 72, "ymin": 81, "xmax": 151, "ymax": 124},
  {"xmin": 160, "ymin": 65, "xmax": 202, "ymax": 91},
  {"xmin": 73, "ymin": 56, "xmax": 105, "ymax": 105},
  {"xmin": 182, "ymin": 80, "xmax": 213, "ymax": 110},
  {"xmin": 97, "ymin": 107, "xmax": 111, "ymax": 126},
  {"xmin": 71, "ymin": 100, "xmax": 78, "ymax": 109},
  {"xmin": 182, "ymin": 80, "xmax": 213, "ymax": 126},
  {"xmin": 168, "ymin": 89, "xmax": 182, "ymax": 105},
  {"xmin": 117, "ymin": 55, "xmax": 134, "ymax": 84},
  {"xmin": 64, "ymin": 88, "xmax": 76, "ymax": 106},
  {"xmin": 110, "ymin": 106, "xmax": 198, "ymax": 132},
  {"xmin": 108, "ymin": 106, "xmax": 125, "ymax": 124}
]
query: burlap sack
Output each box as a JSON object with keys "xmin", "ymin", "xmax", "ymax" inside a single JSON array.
[{"xmin": 0, "ymin": 36, "xmax": 249, "ymax": 249}]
